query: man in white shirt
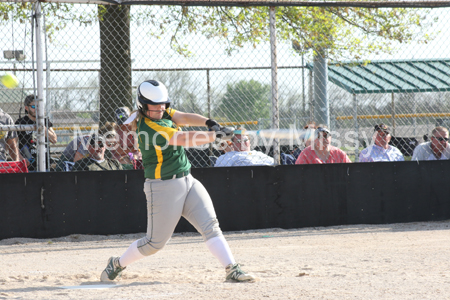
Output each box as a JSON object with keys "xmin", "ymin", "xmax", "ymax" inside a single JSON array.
[
  {"xmin": 412, "ymin": 126, "xmax": 450, "ymax": 161},
  {"xmin": 215, "ymin": 130, "xmax": 274, "ymax": 167},
  {"xmin": 359, "ymin": 124, "xmax": 404, "ymax": 162}
]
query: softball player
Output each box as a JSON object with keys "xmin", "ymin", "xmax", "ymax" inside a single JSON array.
[{"xmin": 100, "ymin": 80, "xmax": 256, "ymax": 282}]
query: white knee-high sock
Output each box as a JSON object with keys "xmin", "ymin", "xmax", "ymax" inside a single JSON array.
[
  {"xmin": 205, "ymin": 236, "xmax": 236, "ymax": 268},
  {"xmin": 119, "ymin": 240, "xmax": 146, "ymax": 267}
]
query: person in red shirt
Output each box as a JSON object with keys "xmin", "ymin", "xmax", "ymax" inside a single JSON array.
[{"xmin": 295, "ymin": 126, "xmax": 351, "ymax": 164}]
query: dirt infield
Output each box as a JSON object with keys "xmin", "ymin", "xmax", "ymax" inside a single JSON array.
[{"xmin": 1, "ymin": 221, "xmax": 449, "ymax": 299}]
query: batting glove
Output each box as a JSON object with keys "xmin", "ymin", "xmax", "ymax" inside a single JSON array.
[
  {"xmin": 215, "ymin": 126, "xmax": 235, "ymax": 142},
  {"xmin": 206, "ymin": 119, "xmax": 235, "ymax": 142},
  {"xmin": 205, "ymin": 119, "xmax": 221, "ymax": 132}
]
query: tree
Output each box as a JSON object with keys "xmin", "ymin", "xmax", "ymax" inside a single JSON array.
[
  {"xmin": 98, "ymin": 5, "xmax": 132, "ymax": 125},
  {"xmin": 138, "ymin": 6, "xmax": 437, "ymax": 60},
  {"xmin": 0, "ymin": 3, "xmax": 97, "ymax": 38},
  {"xmin": 1, "ymin": 3, "xmax": 438, "ymax": 70},
  {"xmin": 0, "ymin": 3, "xmax": 132, "ymax": 125},
  {"xmin": 215, "ymin": 79, "xmax": 270, "ymax": 123},
  {"xmin": 0, "ymin": 3, "xmax": 439, "ymax": 127}
]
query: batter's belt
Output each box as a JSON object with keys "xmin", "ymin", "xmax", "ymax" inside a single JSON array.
[{"xmin": 161, "ymin": 169, "xmax": 190, "ymax": 180}]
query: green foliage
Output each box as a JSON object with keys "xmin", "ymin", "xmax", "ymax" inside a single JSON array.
[
  {"xmin": 0, "ymin": 2, "xmax": 31, "ymax": 22},
  {"xmin": 215, "ymin": 79, "xmax": 270, "ymax": 122},
  {"xmin": 135, "ymin": 6, "xmax": 437, "ymax": 59},
  {"xmin": 0, "ymin": 2, "xmax": 98, "ymax": 42},
  {"xmin": 0, "ymin": 3, "xmax": 438, "ymax": 59}
]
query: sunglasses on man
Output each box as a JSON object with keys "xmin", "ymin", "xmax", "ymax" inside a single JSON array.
[
  {"xmin": 233, "ymin": 137, "xmax": 249, "ymax": 143},
  {"xmin": 316, "ymin": 127, "xmax": 331, "ymax": 138},
  {"xmin": 28, "ymin": 105, "xmax": 36, "ymax": 109},
  {"xmin": 433, "ymin": 136, "xmax": 449, "ymax": 142},
  {"xmin": 90, "ymin": 140, "xmax": 105, "ymax": 148}
]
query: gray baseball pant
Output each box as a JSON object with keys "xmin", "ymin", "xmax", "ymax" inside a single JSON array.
[{"xmin": 137, "ymin": 174, "xmax": 223, "ymax": 256}]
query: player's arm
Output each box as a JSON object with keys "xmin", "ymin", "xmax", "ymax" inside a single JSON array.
[
  {"xmin": 168, "ymin": 131, "xmax": 216, "ymax": 147},
  {"xmin": 170, "ymin": 112, "xmax": 233, "ymax": 146},
  {"xmin": 6, "ymin": 137, "xmax": 19, "ymax": 161},
  {"xmin": 171, "ymin": 111, "xmax": 209, "ymax": 127}
]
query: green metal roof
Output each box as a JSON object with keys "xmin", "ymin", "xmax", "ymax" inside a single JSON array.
[{"xmin": 306, "ymin": 59, "xmax": 450, "ymax": 94}]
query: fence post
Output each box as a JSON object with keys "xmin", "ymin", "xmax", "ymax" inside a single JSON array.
[
  {"xmin": 309, "ymin": 68, "xmax": 314, "ymax": 122},
  {"xmin": 313, "ymin": 51, "xmax": 329, "ymax": 127},
  {"xmin": 391, "ymin": 93, "xmax": 395, "ymax": 136},
  {"xmin": 34, "ymin": 2, "xmax": 46, "ymax": 172},
  {"xmin": 302, "ymin": 53, "xmax": 306, "ymax": 117},
  {"xmin": 207, "ymin": 69, "xmax": 213, "ymax": 158},
  {"xmin": 46, "ymin": 61, "xmax": 51, "ymax": 168},
  {"xmin": 413, "ymin": 93, "xmax": 416, "ymax": 137},
  {"xmin": 353, "ymin": 94, "xmax": 359, "ymax": 162},
  {"xmin": 269, "ymin": 6, "xmax": 280, "ymax": 165}
]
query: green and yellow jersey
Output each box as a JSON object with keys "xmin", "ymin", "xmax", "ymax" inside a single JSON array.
[{"xmin": 136, "ymin": 108, "xmax": 191, "ymax": 179}]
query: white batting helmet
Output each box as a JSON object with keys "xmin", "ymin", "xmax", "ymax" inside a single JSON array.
[{"xmin": 137, "ymin": 80, "xmax": 171, "ymax": 111}]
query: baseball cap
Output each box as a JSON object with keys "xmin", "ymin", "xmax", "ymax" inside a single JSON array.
[
  {"xmin": 234, "ymin": 127, "xmax": 246, "ymax": 135},
  {"xmin": 374, "ymin": 124, "xmax": 390, "ymax": 134},
  {"xmin": 115, "ymin": 107, "xmax": 131, "ymax": 125}
]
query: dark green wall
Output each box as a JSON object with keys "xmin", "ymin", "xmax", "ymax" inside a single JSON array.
[{"xmin": 1, "ymin": 160, "xmax": 449, "ymax": 240}]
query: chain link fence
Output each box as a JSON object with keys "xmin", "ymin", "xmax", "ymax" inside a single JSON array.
[{"xmin": 1, "ymin": 2, "xmax": 450, "ymax": 172}]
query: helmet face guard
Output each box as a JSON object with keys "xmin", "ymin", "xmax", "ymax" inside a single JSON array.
[{"xmin": 137, "ymin": 80, "xmax": 171, "ymax": 113}]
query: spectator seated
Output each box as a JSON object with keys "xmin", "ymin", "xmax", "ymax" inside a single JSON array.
[{"xmin": 215, "ymin": 130, "xmax": 274, "ymax": 167}]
